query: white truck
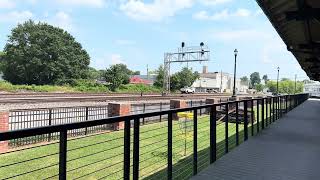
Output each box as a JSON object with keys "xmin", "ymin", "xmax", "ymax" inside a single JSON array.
[{"xmin": 180, "ymin": 87, "xmax": 195, "ymax": 94}]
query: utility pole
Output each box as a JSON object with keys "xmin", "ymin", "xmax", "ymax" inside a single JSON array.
[{"xmin": 294, "ymin": 74, "xmax": 297, "ymax": 94}]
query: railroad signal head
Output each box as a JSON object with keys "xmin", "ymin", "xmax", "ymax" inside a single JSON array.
[{"xmin": 201, "ymin": 49, "xmax": 204, "ymax": 56}]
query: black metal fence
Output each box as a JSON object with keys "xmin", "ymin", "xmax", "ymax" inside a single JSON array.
[
  {"xmin": 8, "ymin": 100, "xmax": 210, "ymax": 147},
  {"xmin": 0, "ymin": 94, "xmax": 309, "ymax": 180}
]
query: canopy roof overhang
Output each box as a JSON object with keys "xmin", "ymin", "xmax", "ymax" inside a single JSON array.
[{"xmin": 256, "ymin": 0, "xmax": 320, "ymax": 80}]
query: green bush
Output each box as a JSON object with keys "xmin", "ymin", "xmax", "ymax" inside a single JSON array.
[
  {"xmin": 0, "ymin": 81, "xmax": 75, "ymax": 92},
  {"xmin": 0, "ymin": 81, "xmax": 161, "ymax": 93},
  {"xmin": 116, "ymin": 84, "xmax": 161, "ymax": 93}
]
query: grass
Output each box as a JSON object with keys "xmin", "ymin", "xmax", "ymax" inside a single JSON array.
[
  {"xmin": 116, "ymin": 84, "xmax": 162, "ymax": 93},
  {"xmin": 0, "ymin": 114, "xmax": 246, "ymax": 180},
  {"xmin": 0, "ymin": 81, "xmax": 76, "ymax": 93},
  {"xmin": 0, "ymin": 81, "xmax": 161, "ymax": 93},
  {"xmin": 0, "ymin": 102, "xmax": 286, "ymax": 180}
]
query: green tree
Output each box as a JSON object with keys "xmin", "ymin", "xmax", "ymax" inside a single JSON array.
[
  {"xmin": 153, "ymin": 65, "xmax": 164, "ymax": 88},
  {"xmin": 266, "ymin": 79, "xmax": 304, "ymax": 94},
  {"xmin": 240, "ymin": 76, "xmax": 249, "ymax": 84},
  {"xmin": 170, "ymin": 67, "xmax": 199, "ymax": 91},
  {"xmin": 104, "ymin": 64, "xmax": 131, "ymax": 91},
  {"xmin": 255, "ymin": 84, "xmax": 264, "ymax": 92},
  {"xmin": 132, "ymin": 71, "xmax": 140, "ymax": 75},
  {"xmin": 262, "ymin": 74, "xmax": 268, "ymax": 84},
  {"xmin": 87, "ymin": 67, "xmax": 101, "ymax": 80},
  {"xmin": 250, "ymin": 72, "xmax": 261, "ymax": 88},
  {"xmin": 2, "ymin": 20, "xmax": 90, "ymax": 85},
  {"xmin": 0, "ymin": 51, "xmax": 5, "ymax": 73}
]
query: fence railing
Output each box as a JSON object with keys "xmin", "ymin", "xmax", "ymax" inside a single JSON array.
[
  {"xmin": 8, "ymin": 100, "xmax": 211, "ymax": 147},
  {"xmin": 0, "ymin": 94, "xmax": 309, "ymax": 180}
]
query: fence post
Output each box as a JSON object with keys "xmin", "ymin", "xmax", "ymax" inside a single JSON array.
[
  {"xmin": 235, "ymin": 102, "xmax": 239, "ymax": 146},
  {"xmin": 133, "ymin": 117, "xmax": 140, "ymax": 180},
  {"xmin": 257, "ymin": 99, "xmax": 260, "ymax": 133},
  {"xmin": 193, "ymin": 109, "xmax": 198, "ymax": 175},
  {"xmin": 251, "ymin": 99, "xmax": 254, "ymax": 136},
  {"xmin": 266, "ymin": 98, "xmax": 269, "ymax": 127},
  {"xmin": 286, "ymin": 96, "xmax": 288, "ymax": 113},
  {"xmin": 273, "ymin": 97, "xmax": 276, "ymax": 122},
  {"xmin": 48, "ymin": 109, "xmax": 52, "ymax": 142},
  {"xmin": 200, "ymin": 100, "xmax": 202, "ymax": 116},
  {"xmin": 244, "ymin": 100, "xmax": 248, "ymax": 141},
  {"xmin": 210, "ymin": 105, "xmax": 217, "ymax": 163},
  {"xmin": 108, "ymin": 103, "xmax": 130, "ymax": 130},
  {"xmin": 143, "ymin": 104, "xmax": 146, "ymax": 125},
  {"xmin": 276, "ymin": 96, "xmax": 280, "ymax": 120},
  {"xmin": 159, "ymin": 102, "xmax": 162, "ymax": 122},
  {"xmin": 59, "ymin": 129, "xmax": 67, "ymax": 180},
  {"xmin": 170, "ymin": 100, "xmax": 187, "ymax": 120},
  {"xmin": 123, "ymin": 119, "xmax": 131, "ymax": 180},
  {"xmin": 0, "ymin": 111, "xmax": 9, "ymax": 152},
  {"xmin": 261, "ymin": 98, "xmax": 264, "ymax": 129},
  {"xmin": 85, "ymin": 107, "xmax": 88, "ymax": 135},
  {"xmin": 225, "ymin": 104, "xmax": 229, "ymax": 154},
  {"xmin": 168, "ymin": 113, "xmax": 173, "ymax": 180}
]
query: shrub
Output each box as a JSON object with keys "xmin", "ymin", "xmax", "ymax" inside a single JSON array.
[{"xmin": 116, "ymin": 84, "xmax": 161, "ymax": 93}]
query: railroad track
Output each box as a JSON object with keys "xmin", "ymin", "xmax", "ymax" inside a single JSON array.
[{"xmin": 0, "ymin": 93, "xmax": 238, "ymax": 104}]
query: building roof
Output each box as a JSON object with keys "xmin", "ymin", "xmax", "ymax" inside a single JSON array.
[
  {"xmin": 257, "ymin": 0, "xmax": 320, "ymax": 81},
  {"xmin": 129, "ymin": 76, "xmax": 152, "ymax": 85}
]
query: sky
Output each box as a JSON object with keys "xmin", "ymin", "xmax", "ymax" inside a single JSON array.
[{"xmin": 0, "ymin": 0, "xmax": 310, "ymax": 81}]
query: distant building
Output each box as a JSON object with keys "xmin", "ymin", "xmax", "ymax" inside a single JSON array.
[
  {"xmin": 192, "ymin": 66, "xmax": 249, "ymax": 93},
  {"xmin": 129, "ymin": 75, "xmax": 156, "ymax": 85},
  {"xmin": 304, "ymin": 81, "xmax": 320, "ymax": 97}
]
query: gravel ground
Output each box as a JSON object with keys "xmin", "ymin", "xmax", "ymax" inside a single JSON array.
[{"xmin": 0, "ymin": 99, "xmax": 175, "ymax": 111}]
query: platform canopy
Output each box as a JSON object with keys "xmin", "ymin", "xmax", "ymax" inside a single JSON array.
[{"xmin": 256, "ymin": 0, "xmax": 320, "ymax": 80}]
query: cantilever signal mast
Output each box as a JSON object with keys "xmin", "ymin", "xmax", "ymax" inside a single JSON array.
[{"xmin": 163, "ymin": 42, "xmax": 210, "ymax": 94}]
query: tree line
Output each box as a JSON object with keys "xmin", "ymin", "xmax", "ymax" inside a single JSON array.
[
  {"xmin": 0, "ymin": 20, "xmax": 198, "ymax": 92},
  {"xmin": 240, "ymin": 72, "xmax": 304, "ymax": 94}
]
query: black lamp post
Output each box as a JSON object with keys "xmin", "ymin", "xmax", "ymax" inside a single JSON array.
[
  {"xmin": 277, "ymin": 67, "xmax": 280, "ymax": 95},
  {"xmin": 232, "ymin": 49, "xmax": 238, "ymax": 97}
]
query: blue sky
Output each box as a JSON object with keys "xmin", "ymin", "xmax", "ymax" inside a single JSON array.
[{"xmin": 0, "ymin": 0, "xmax": 309, "ymax": 81}]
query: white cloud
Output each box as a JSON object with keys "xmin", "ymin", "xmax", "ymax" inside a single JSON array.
[
  {"xmin": 111, "ymin": 54, "xmax": 126, "ymax": 64},
  {"xmin": 50, "ymin": 11, "xmax": 73, "ymax": 31},
  {"xmin": 115, "ymin": 39, "xmax": 136, "ymax": 46},
  {"xmin": 0, "ymin": 11, "xmax": 33, "ymax": 23},
  {"xmin": 92, "ymin": 53, "xmax": 126, "ymax": 69},
  {"xmin": 199, "ymin": 0, "xmax": 232, "ymax": 6},
  {"xmin": 120, "ymin": 0, "xmax": 194, "ymax": 22},
  {"xmin": 55, "ymin": 0, "xmax": 106, "ymax": 8},
  {"xmin": 261, "ymin": 39, "xmax": 287, "ymax": 64},
  {"xmin": 193, "ymin": 8, "xmax": 251, "ymax": 21},
  {"xmin": 0, "ymin": 0, "xmax": 15, "ymax": 8}
]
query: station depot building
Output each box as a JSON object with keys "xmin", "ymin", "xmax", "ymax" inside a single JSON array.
[{"xmin": 192, "ymin": 66, "xmax": 249, "ymax": 93}]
